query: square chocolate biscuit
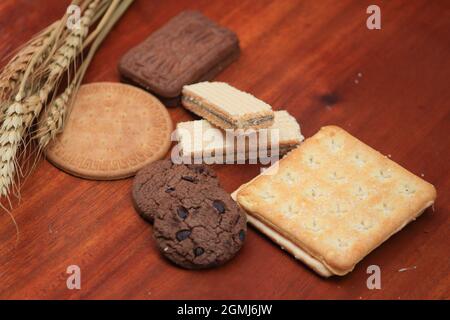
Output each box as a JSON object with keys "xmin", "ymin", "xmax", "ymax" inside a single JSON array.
[{"xmin": 118, "ymin": 11, "xmax": 240, "ymax": 103}]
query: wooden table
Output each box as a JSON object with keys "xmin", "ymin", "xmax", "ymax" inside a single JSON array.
[{"xmin": 0, "ymin": 0, "xmax": 449, "ymax": 300}]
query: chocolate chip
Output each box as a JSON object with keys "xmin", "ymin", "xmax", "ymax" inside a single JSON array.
[
  {"xmin": 181, "ymin": 176, "xmax": 197, "ymax": 183},
  {"xmin": 176, "ymin": 230, "xmax": 191, "ymax": 241},
  {"xmin": 194, "ymin": 247, "xmax": 204, "ymax": 256},
  {"xmin": 239, "ymin": 230, "xmax": 245, "ymax": 241},
  {"xmin": 212, "ymin": 200, "xmax": 226, "ymax": 214},
  {"xmin": 177, "ymin": 206, "xmax": 189, "ymax": 219},
  {"xmin": 165, "ymin": 186, "xmax": 175, "ymax": 193}
]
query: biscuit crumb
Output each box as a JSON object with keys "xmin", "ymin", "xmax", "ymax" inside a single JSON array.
[{"xmin": 398, "ymin": 266, "xmax": 416, "ymax": 272}]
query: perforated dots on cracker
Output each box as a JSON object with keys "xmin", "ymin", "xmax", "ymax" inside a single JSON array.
[{"xmin": 236, "ymin": 125, "xmax": 436, "ymax": 276}]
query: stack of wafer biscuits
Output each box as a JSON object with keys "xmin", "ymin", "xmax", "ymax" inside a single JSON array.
[
  {"xmin": 175, "ymin": 111, "xmax": 304, "ymax": 162},
  {"xmin": 177, "ymin": 81, "xmax": 303, "ymax": 162}
]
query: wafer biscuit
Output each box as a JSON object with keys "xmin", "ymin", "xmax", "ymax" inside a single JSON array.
[
  {"xmin": 182, "ymin": 82, "xmax": 274, "ymax": 130},
  {"xmin": 175, "ymin": 111, "xmax": 303, "ymax": 163},
  {"xmin": 235, "ymin": 126, "xmax": 436, "ymax": 276}
]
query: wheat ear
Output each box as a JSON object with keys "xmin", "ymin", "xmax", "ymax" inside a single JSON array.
[
  {"xmin": 31, "ymin": 0, "xmax": 101, "ymax": 147},
  {"xmin": 0, "ymin": 93, "xmax": 44, "ymax": 241},
  {"xmin": 14, "ymin": 23, "xmax": 65, "ymax": 102},
  {"xmin": 32, "ymin": 0, "xmax": 101, "ymax": 148},
  {"xmin": 0, "ymin": 95, "xmax": 42, "ymax": 198},
  {"xmin": 0, "ymin": 1, "xmax": 99, "ymax": 200},
  {"xmin": 0, "ymin": 18, "xmax": 59, "ymax": 241},
  {"xmin": 0, "ymin": 21, "xmax": 60, "ymax": 103},
  {"xmin": 35, "ymin": 82, "xmax": 75, "ymax": 149},
  {"xmin": 36, "ymin": 0, "xmax": 132, "ymax": 150},
  {"xmin": 44, "ymin": 0, "xmax": 100, "ymax": 89},
  {"xmin": 34, "ymin": 0, "xmax": 106, "ymax": 149},
  {"xmin": 0, "ymin": 23, "xmax": 59, "ymax": 127}
]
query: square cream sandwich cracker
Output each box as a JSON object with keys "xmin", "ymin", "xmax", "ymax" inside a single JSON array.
[
  {"xmin": 175, "ymin": 110, "xmax": 304, "ymax": 162},
  {"xmin": 234, "ymin": 126, "xmax": 437, "ymax": 277},
  {"xmin": 182, "ymin": 82, "xmax": 274, "ymax": 130}
]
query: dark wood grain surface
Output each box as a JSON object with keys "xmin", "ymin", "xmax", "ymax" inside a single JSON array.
[{"xmin": 0, "ymin": 0, "xmax": 449, "ymax": 299}]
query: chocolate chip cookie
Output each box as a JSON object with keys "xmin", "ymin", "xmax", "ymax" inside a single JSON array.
[
  {"xmin": 153, "ymin": 183, "xmax": 247, "ymax": 269},
  {"xmin": 132, "ymin": 160, "xmax": 218, "ymax": 223}
]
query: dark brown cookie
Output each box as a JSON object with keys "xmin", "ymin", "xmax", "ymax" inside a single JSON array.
[
  {"xmin": 118, "ymin": 10, "xmax": 240, "ymax": 101},
  {"xmin": 153, "ymin": 182, "xmax": 247, "ymax": 269},
  {"xmin": 132, "ymin": 160, "xmax": 218, "ymax": 223}
]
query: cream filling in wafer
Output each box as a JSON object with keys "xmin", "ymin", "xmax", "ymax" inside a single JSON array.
[{"xmin": 182, "ymin": 96, "xmax": 274, "ymax": 127}]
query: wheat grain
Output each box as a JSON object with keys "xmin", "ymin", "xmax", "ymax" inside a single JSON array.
[
  {"xmin": 35, "ymin": 83, "xmax": 75, "ymax": 149},
  {"xmin": 31, "ymin": 0, "xmax": 101, "ymax": 150},
  {"xmin": 36, "ymin": 0, "xmax": 130, "ymax": 150},
  {"xmin": 0, "ymin": 0, "xmax": 100, "ymax": 198},
  {"xmin": 0, "ymin": 95, "xmax": 42, "ymax": 198},
  {"xmin": 0, "ymin": 22, "xmax": 60, "ymax": 102},
  {"xmin": 0, "ymin": 0, "xmax": 134, "ymax": 240},
  {"xmin": 0, "ymin": 40, "xmax": 43, "ymax": 100},
  {"xmin": 45, "ymin": 0, "xmax": 100, "ymax": 89},
  {"xmin": 15, "ymin": 26, "xmax": 63, "ymax": 102}
]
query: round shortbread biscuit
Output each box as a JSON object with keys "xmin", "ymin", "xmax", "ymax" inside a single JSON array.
[{"xmin": 44, "ymin": 82, "xmax": 173, "ymax": 180}]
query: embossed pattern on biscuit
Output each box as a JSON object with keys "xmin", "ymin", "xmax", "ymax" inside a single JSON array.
[
  {"xmin": 44, "ymin": 83, "xmax": 173, "ymax": 180},
  {"xmin": 119, "ymin": 11, "xmax": 239, "ymax": 97}
]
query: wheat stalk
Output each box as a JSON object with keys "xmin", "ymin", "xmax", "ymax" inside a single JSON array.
[
  {"xmin": 35, "ymin": 82, "xmax": 75, "ymax": 149},
  {"xmin": 34, "ymin": 0, "xmax": 107, "ymax": 149},
  {"xmin": 14, "ymin": 25, "xmax": 65, "ymax": 102},
  {"xmin": 0, "ymin": 21, "xmax": 61, "ymax": 103},
  {"xmin": 44, "ymin": 0, "xmax": 100, "ymax": 89},
  {"xmin": 0, "ymin": 1, "xmax": 101, "ymax": 203},
  {"xmin": 0, "ymin": 21, "xmax": 62, "ymax": 132},
  {"xmin": 36, "ymin": 0, "xmax": 132, "ymax": 151},
  {"xmin": 0, "ymin": 0, "xmax": 135, "ymax": 238},
  {"xmin": 0, "ymin": 1, "xmax": 112, "ymax": 107},
  {"xmin": 27, "ymin": 1, "xmax": 113, "ymax": 147},
  {"xmin": 0, "ymin": 95, "xmax": 42, "ymax": 197},
  {"xmin": 0, "ymin": 93, "xmax": 43, "ymax": 238}
]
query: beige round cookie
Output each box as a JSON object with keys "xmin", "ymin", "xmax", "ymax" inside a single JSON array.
[{"xmin": 45, "ymin": 82, "xmax": 173, "ymax": 180}]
